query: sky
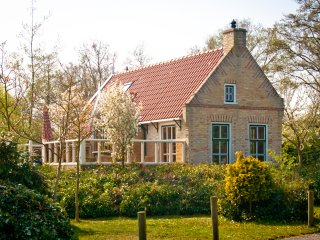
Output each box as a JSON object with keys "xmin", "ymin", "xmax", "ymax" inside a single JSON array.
[{"xmin": 2, "ymin": 0, "xmax": 299, "ymax": 71}]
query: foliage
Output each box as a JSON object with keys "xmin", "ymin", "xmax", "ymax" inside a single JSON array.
[
  {"xmin": 0, "ymin": 131, "xmax": 48, "ymax": 194},
  {"xmin": 0, "ymin": 182, "xmax": 73, "ymax": 240},
  {"xmin": 40, "ymin": 164, "xmax": 226, "ymax": 218},
  {"xmin": 225, "ymin": 152, "xmax": 273, "ymax": 212},
  {"xmin": 95, "ymin": 82, "xmax": 141, "ymax": 166},
  {"xmin": 221, "ymin": 152, "xmax": 309, "ymax": 221}
]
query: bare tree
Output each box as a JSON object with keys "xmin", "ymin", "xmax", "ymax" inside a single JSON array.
[
  {"xmin": 125, "ymin": 43, "xmax": 152, "ymax": 68},
  {"xmin": 0, "ymin": 42, "xmax": 24, "ymax": 132},
  {"xmin": 281, "ymin": 83, "xmax": 319, "ymax": 165},
  {"xmin": 78, "ymin": 41, "xmax": 116, "ymax": 98}
]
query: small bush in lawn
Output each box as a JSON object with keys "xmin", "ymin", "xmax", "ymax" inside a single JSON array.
[
  {"xmin": 225, "ymin": 152, "xmax": 273, "ymax": 216},
  {"xmin": 0, "ymin": 182, "xmax": 73, "ymax": 240}
]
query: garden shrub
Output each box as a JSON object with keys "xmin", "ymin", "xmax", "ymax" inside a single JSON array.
[
  {"xmin": 120, "ymin": 182, "xmax": 181, "ymax": 217},
  {"xmin": 40, "ymin": 163, "xmax": 226, "ymax": 218},
  {"xmin": 0, "ymin": 131, "xmax": 48, "ymax": 195},
  {"xmin": 225, "ymin": 152, "xmax": 273, "ymax": 215},
  {"xmin": 0, "ymin": 182, "xmax": 73, "ymax": 240},
  {"xmin": 221, "ymin": 152, "xmax": 309, "ymax": 221}
]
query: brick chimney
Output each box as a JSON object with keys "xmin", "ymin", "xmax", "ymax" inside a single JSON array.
[{"xmin": 222, "ymin": 20, "xmax": 247, "ymax": 54}]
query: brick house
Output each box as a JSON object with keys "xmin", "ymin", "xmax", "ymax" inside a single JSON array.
[{"xmin": 88, "ymin": 24, "xmax": 284, "ymax": 164}]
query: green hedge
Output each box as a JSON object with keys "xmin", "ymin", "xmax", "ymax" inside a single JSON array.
[
  {"xmin": 40, "ymin": 164, "xmax": 226, "ymax": 218},
  {"xmin": 40, "ymin": 162, "xmax": 309, "ymax": 222},
  {"xmin": 0, "ymin": 182, "xmax": 73, "ymax": 240}
]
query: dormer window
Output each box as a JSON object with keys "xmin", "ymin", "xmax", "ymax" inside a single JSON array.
[
  {"xmin": 123, "ymin": 82, "xmax": 132, "ymax": 91},
  {"xmin": 224, "ymin": 84, "xmax": 237, "ymax": 104}
]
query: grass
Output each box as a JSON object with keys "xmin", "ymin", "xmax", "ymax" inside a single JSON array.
[{"xmin": 71, "ymin": 214, "xmax": 320, "ymax": 240}]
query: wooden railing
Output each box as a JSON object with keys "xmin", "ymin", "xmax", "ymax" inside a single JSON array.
[{"xmin": 25, "ymin": 138, "xmax": 187, "ymax": 165}]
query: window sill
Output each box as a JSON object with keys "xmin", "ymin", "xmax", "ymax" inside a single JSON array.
[{"xmin": 224, "ymin": 102, "xmax": 238, "ymax": 104}]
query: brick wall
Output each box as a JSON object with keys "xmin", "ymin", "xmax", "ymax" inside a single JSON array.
[{"xmin": 185, "ymin": 47, "xmax": 284, "ymax": 164}]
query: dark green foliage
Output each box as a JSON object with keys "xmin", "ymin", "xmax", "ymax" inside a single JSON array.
[
  {"xmin": 0, "ymin": 132, "xmax": 48, "ymax": 194},
  {"xmin": 220, "ymin": 152, "xmax": 309, "ymax": 222},
  {"xmin": 41, "ymin": 160, "xmax": 309, "ymax": 222},
  {"xmin": 40, "ymin": 163, "xmax": 226, "ymax": 218},
  {"xmin": 0, "ymin": 182, "xmax": 73, "ymax": 240}
]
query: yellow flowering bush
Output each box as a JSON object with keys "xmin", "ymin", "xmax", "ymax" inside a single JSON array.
[{"xmin": 225, "ymin": 151, "xmax": 273, "ymax": 213}]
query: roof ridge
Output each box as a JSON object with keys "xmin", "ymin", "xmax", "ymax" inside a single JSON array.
[{"xmin": 115, "ymin": 47, "xmax": 223, "ymax": 76}]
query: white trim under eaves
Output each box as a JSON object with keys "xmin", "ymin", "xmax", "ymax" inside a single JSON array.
[
  {"xmin": 139, "ymin": 118, "xmax": 182, "ymax": 125},
  {"xmin": 88, "ymin": 74, "xmax": 114, "ymax": 105}
]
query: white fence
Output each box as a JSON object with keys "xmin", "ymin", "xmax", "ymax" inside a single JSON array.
[{"xmin": 24, "ymin": 138, "xmax": 187, "ymax": 165}]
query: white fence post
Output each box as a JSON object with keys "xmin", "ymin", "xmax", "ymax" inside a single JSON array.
[
  {"xmin": 141, "ymin": 142, "xmax": 145, "ymax": 163},
  {"xmin": 66, "ymin": 142, "xmax": 70, "ymax": 162},
  {"xmin": 28, "ymin": 140, "xmax": 33, "ymax": 161},
  {"xmin": 155, "ymin": 142, "xmax": 159, "ymax": 163},
  {"xmin": 127, "ymin": 145, "xmax": 131, "ymax": 163},
  {"xmin": 54, "ymin": 143, "xmax": 58, "ymax": 163},
  {"xmin": 42, "ymin": 143, "xmax": 47, "ymax": 163},
  {"xmin": 182, "ymin": 142, "xmax": 186, "ymax": 163},
  {"xmin": 169, "ymin": 142, "xmax": 173, "ymax": 163},
  {"xmin": 72, "ymin": 142, "xmax": 76, "ymax": 162},
  {"xmin": 79, "ymin": 140, "xmax": 86, "ymax": 164},
  {"xmin": 48, "ymin": 144, "xmax": 53, "ymax": 163},
  {"xmin": 97, "ymin": 141, "xmax": 101, "ymax": 164}
]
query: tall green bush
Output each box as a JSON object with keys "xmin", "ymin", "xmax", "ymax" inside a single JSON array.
[
  {"xmin": 0, "ymin": 182, "xmax": 73, "ymax": 240},
  {"xmin": 225, "ymin": 152, "xmax": 273, "ymax": 214},
  {"xmin": 0, "ymin": 131, "xmax": 48, "ymax": 194}
]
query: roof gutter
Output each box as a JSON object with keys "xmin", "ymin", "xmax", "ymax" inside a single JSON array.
[{"xmin": 139, "ymin": 118, "xmax": 182, "ymax": 125}]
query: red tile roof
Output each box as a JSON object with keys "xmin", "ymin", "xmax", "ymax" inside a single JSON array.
[
  {"xmin": 42, "ymin": 105, "xmax": 53, "ymax": 141},
  {"xmin": 102, "ymin": 49, "xmax": 224, "ymax": 122}
]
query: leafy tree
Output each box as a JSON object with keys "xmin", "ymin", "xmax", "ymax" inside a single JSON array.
[
  {"xmin": 225, "ymin": 152, "xmax": 273, "ymax": 215},
  {"xmin": 95, "ymin": 82, "xmax": 140, "ymax": 167}
]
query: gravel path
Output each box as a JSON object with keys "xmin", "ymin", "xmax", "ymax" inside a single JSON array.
[{"xmin": 281, "ymin": 234, "xmax": 320, "ymax": 239}]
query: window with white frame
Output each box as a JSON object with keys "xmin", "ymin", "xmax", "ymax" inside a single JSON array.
[
  {"xmin": 249, "ymin": 125, "xmax": 267, "ymax": 161},
  {"xmin": 224, "ymin": 84, "xmax": 236, "ymax": 103},
  {"xmin": 161, "ymin": 125, "xmax": 176, "ymax": 162},
  {"xmin": 212, "ymin": 123, "xmax": 230, "ymax": 164}
]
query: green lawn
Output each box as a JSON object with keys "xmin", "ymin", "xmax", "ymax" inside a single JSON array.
[{"xmin": 72, "ymin": 214, "xmax": 320, "ymax": 240}]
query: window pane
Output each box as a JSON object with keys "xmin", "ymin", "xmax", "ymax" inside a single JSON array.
[
  {"xmin": 212, "ymin": 155, "xmax": 219, "ymax": 164},
  {"xmin": 213, "ymin": 126, "xmax": 220, "ymax": 138},
  {"xmin": 172, "ymin": 126, "xmax": 176, "ymax": 139},
  {"xmin": 225, "ymin": 85, "xmax": 234, "ymax": 102},
  {"xmin": 162, "ymin": 128, "xmax": 166, "ymax": 139},
  {"xmin": 257, "ymin": 155, "xmax": 264, "ymax": 161},
  {"xmin": 250, "ymin": 141, "xmax": 256, "ymax": 154},
  {"xmin": 250, "ymin": 127, "xmax": 256, "ymax": 140},
  {"xmin": 257, "ymin": 141, "xmax": 265, "ymax": 154},
  {"xmin": 168, "ymin": 127, "xmax": 171, "ymax": 139},
  {"xmin": 163, "ymin": 143, "xmax": 167, "ymax": 153},
  {"xmin": 212, "ymin": 141, "xmax": 219, "ymax": 153},
  {"xmin": 221, "ymin": 125, "xmax": 228, "ymax": 138},
  {"xmin": 221, "ymin": 155, "xmax": 227, "ymax": 164},
  {"xmin": 221, "ymin": 140, "xmax": 228, "ymax": 153},
  {"xmin": 212, "ymin": 124, "xmax": 230, "ymax": 164},
  {"xmin": 258, "ymin": 127, "xmax": 265, "ymax": 140}
]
